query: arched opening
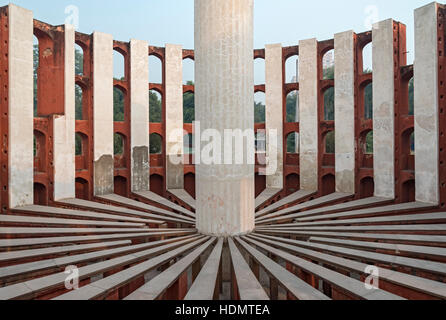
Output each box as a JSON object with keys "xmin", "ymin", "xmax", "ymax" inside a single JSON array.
[
  {"xmin": 33, "ymin": 183, "xmax": 48, "ymax": 206},
  {"xmin": 183, "ymin": 91, "xmax": 195, "ymax": 123},
  {"xmin": 255, "ymin": 173, "xmax": 266, "ymax": 197},
  {"xmin": 114, "ymin": 133, "xmax": 126, "ymax": 168},
  {"xmin": 184, "ymin": 173, "xmax": 196, "ymax": 199},
  {"xmin": 402, "ymin": 179, "xmax": 416, "ymax": 203},
  {"xmin": 360, "ymin": 130, "xmax": 374, "ymax": 169},
  {"xmin": 364, "ymin": 130, "xmax": 373, "ymax": 154},
  {"xmin": 33, "ymin": 35, "xmax": 39, "ymax": 117},
  {"xmin": 114, "ymin": 176, "xmax": 128, "ymax": 197},
  {"xmin": 149, "ymin": 55, "xmax": 162, "ymax": 84},
  {"xmin": 286, "ymin": 174, "xmax": 300, "ymax": 195},
  {"xmin": 149, "ymin": 90, "xmax": 162, "ymax": 123},
  {"xmin": 409, "ymin": 77, "xmax": 414, "ymax": 116},
  {"xmin": 150, "ymin": 133, "xmax": 163, "ymax": 154},
  {"xmin": 183, "ymin": 58, "xmax": 194, "ymax": 85},
  {"xmin": 75, "ymin": 84, "xmax": 83, "ymax": 120},
  {"xmin": 285, "ymin": 55, "xmax": 298, "ymax": 83},
  {"xmin": 114, "ymin": 133, "xmax": 125, "ymax": 156},
  {"xmin": 75, "ymin": 178, "xmax": 89, "ymax": 200},
  {"xmin": 364, "ymin": 82, "xmax": 373, "ymax": 119},
  {"xmin": 75, "ymin": 133, "xmax": 83, "ymax": 157},
  {"xmin": 75, "ymin": 43, "xmax": 84, "ymax": 76},
  {"xmin": 75, "ymin": 132, "xmax": 88, "ymax": 171},
  {"xmin": 286, "ymin": 132, "xmax": 299, "ymax": 154},
  {"xmin": 321, "ymin": 174, "xmax": 335, "ymax": 196},
  {"xmin": 360, "ymin": 177, "xmax": 374, "ymax": 199},
  {"xmin": 325, "ymin": 131, "xmax": 335, "ymax": 154},
  {"xmin": 113, "ymin": 50, "xmax": 125, "ymax": 80},
  {"xmin": 114, "ymin": 86, "xmax": 125, "ymax": 122},
  {"xmin": 254, "ymin": 92, "xmax": 266, "ymax": 124},
  {"xmin": 322, "ymin": 49, "xmax": 334, "ymax": 80},
  {"xmin": 150, "ymin": 174, "xmax": 164, "ymax": 196},
  {"xmin": 323, "ymin": 87, "xmax": 334, "ymax": 121},
  {"xmin": 33, "ymin": 130, "xmax": 46, "ymax": 173},
  {"xmin": 401, "ymin": 128, "xmax": 415, "ymax": 171},
  {"xmin": 362, "ymin": 42, "xmax": 372, "ymax": 74},
  {"xmin": 254, "ymin": 58, "xmax": 265, "ymax": 85},
  {"xmin": 286, "ymin": 90, "xmax": 299, "ymax": 123}
]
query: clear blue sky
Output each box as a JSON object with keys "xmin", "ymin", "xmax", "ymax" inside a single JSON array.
[{"xmin": 0, "ymin": 0, "xmax": 433, "ymax": 84}]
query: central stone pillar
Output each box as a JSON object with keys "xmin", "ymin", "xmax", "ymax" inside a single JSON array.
[{"xmin": 195, "ymin": 0, "xmax": 255, "ymax": 236}]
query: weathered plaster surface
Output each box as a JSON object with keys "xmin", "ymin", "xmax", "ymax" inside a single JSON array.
[
  {"xmin": 265, "ymin": 44, "xmax": 284, "ymax": 189},
  {"xmin": 94, "ymin": 155, "xmax": 114, "ymax": 196},
  {"xmin": 335, "ymin": 30, "xmax": 355, "ymax": 194},
  {"xmin": 53, "ymin": 24, "xmax": 76, "ymax": 201},
  {"xmin": 298, "ymin": 38, "xmax": 318, "ymax": 192},
  {"xmin": 165, "ymin": 44, "xmax": 184, "ymax": 190},
  {"xmin": 414, "ymin": 3, "xmax": 440, "ymax": 205},
  {"xmin": 195, "ymin": 0, "xmax": 255, "ymax": 236},
  {"xmin": 8, "ymin": 4, "xmax": 34, "ymax": 208},
  {"xmin": 130, "ymin": 39, "xmax": 150, "ymax": 192},
  {"xmin": 372, "ymin": 19, "xmax": 395, "ymax": 199},
  {"xmin": 93, "ymin": 32, "xmax": 114, "ymax": 196}
]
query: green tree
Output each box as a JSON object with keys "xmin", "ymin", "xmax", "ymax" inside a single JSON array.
[
  {"xmin": 114, "ymin": 133, "xmax": 123, "ymax": 155},
  {"xmin": 149, "ymin": 91, "xmax": 162, "ymax": 123},
  {"xmin": 286, "ymin": 91, "xmax": 298, "ymax": 123},
  {"xmin": 150, "ymin": 134, "xmax": 162, "ymax": 154},
  {"xmin": 75, "ymin": 133, "xmax": 82, "ymax": 156},
  {"xmin": 254, "ymin": 101, "xmax": 265, "ymax": 123},
  {"xmin": 287, "ymin": 134, "xmax": 297, "ymax": 153},
  {"xmin": 324, "ymin": 87, "xmax": 334, "ymax": 121},
  {"xmin": 113, "ymin": 87, "xmax": 125, "ymax": 122},
  {"xmin": 323, "ymin": 66, "xmax": 334, "ymax": 80},
  {"xmin": 366, "ymin": 131, "xmax": 373, "ymax": 154},
  {"xmin": 364, "ymin": 83, "xmax": 373, "ymax": 119},
  {"xmin": 183, "ymin": 81, "xmax": 195, "ymax": 123}
]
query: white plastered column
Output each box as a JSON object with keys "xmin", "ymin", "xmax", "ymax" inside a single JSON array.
[
  {"xmin": 298, "ymin": 38, "xmax": 319, "ymax": 192},
  {"xmin": 165, "ymin": 44, "xmax": 184, "ymax": 190},
  {"xmin": 265, "ymin": 44, "xmax": 284, "ymax": 189},
  {"xmin": 130, "ymin": 39, "xmax": 150, "ymax": 193},
  {"xmin": 414, "ymin": 3, "xmax": 440, "ymax": 204},
  {"xmin": 53, "ymin": 24, "xmax": 76, "ymax": 201},
  {"xmin": 93, "ymin": 32, "xmax": 114, "ymax": 196},
  {"xmin": 334, "ymin": 30, "xmax": 356, "ymax": 194},
  {"xmin": 195, "ymin": 0, "xmax": 255, "ymax": 236},
  {"xmin": 8, "ymin": 4, "xmax": 34, "ymax": 208},
  {"xmin": 372, "ymin": 19, "xmax": 396, "ymax": 199}
]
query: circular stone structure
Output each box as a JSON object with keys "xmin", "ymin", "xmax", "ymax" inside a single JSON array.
[{"xmin": 194, "ymin": 0, "xmax": 255, "ymax": 236}]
